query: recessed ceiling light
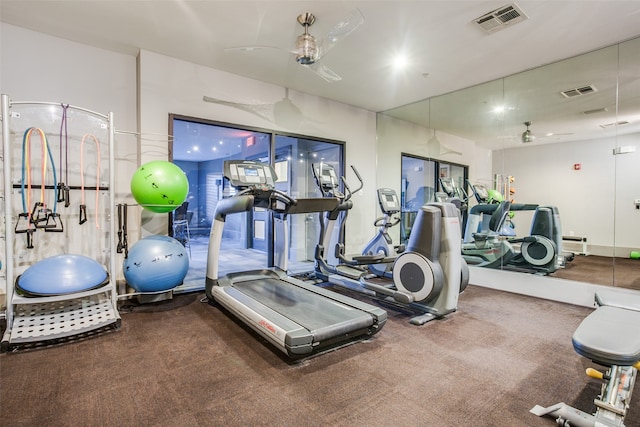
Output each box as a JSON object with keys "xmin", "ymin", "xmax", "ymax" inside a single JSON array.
[{"xmin": 393, "ymin": 54, "xmax": 408, "ymax": 70}]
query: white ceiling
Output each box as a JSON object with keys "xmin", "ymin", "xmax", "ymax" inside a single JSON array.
[
  {"xmin": 2, "ymin": 1, "xmax": 640, "ymax": 113},
  {"xmin": 2, "ymin": 1, "xmax": 640, "ymax": 158}
]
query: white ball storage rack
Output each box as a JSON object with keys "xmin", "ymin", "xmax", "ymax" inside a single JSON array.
[{"xmin": 1, "ymin": 94, "xmax": 120, "ymax": 351}]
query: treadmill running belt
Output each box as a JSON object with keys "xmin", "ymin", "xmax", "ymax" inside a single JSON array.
[{"xmin": 234, "ymin": 278, "xmax": 373, "ymax": 332}]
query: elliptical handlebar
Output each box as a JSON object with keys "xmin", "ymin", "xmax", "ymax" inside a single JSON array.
[
  {"xmin": 374, "ymin": 215, "xmax": 401, "ymax": 228},
  {"xmin": 349, "ymin": 165, "xmax": 364, "ymax": 194},
  {"xmin": 312, "ymin": 162, "xmax": 362, "ymax": 203},
  {"xmin": 341, "ymin": 165, "xmax": 364, "ymax": 202}
]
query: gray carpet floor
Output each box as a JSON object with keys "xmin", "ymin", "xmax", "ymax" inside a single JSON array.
[{"xmin": 2, "ymin": 284, "xmax": 637, "ymax": 426}]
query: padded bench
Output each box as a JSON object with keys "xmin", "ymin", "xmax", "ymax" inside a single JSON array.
[
  {"xmin": 595, "ymin": 289, "xmax": 640, "ymax": 312},
  {"xmin": 574, "ymin": 291, "xmax": 640, "ymax": 366},
  {"xmin": 572, "ymin": 305, "xmax": 640, "ymax": 366},
  {"xmin": 531, "ymin": 290, "xmax": 640, "ymax": 426}
]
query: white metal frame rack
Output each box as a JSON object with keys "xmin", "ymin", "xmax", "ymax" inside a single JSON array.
[{"xmin": 1, "ymin": 94, "xmax": 120, "ymax": 351}]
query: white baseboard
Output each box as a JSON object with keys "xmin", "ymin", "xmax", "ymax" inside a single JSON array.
[{"xmin": 468, "ymin": 266, "xmax": 639, "ymax": 308}]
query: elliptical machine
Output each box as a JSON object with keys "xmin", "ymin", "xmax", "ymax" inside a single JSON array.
[{"xmin": 312, "ymin": 163, "xmax": 469, "ymax": 325}]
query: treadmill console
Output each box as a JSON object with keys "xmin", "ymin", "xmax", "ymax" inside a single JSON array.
[
  {"xmin": 377, "ymin": 188, "xmax": 400, "ymax": 214},
  {"xmin": 224, "ymin": 160, "xmax": 276, "ymax": 189}
]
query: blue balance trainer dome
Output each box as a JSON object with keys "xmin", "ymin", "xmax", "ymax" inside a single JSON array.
[
  {"xmin": 17, "ymin": 254, "xmax": 108, "ymax": 296},
  {"xmin": 123, "ymin": 235, "xmax": 189, "ymax": 293}
]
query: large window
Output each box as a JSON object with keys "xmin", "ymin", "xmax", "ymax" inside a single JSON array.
[{"xmin": 169, "ymin": 115, "xmax": 344, "ymax": 292}]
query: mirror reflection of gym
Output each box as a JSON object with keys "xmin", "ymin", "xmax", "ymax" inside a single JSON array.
[{"xmin": 377, "ymin": 36, "xmax": 640, "ymax": 290}]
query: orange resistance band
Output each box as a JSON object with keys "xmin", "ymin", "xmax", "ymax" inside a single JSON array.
[{"xmin": 24, "ymin": 127, "xmax": 50, "ymax": 218}]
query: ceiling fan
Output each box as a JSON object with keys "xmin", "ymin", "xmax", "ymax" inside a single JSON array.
[
  {"xmin": 521, "ymin": 121, "xmax": 535, "ymax": 143},
  {"xmin": 426, "ymin": 131, "xmax": 462, "ymax": 157},
  {"xmin": 292, "ymin": 9, "xmax": 364, "ymax": 82},
  {"xmin": 226, "ymin": 9, "xmax": 364, "ymax": 83},
  {"xmin": 203, "ymin": 88, "xmax": 319, "ymax": 129}
]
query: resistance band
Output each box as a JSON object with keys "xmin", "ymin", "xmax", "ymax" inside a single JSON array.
[
  {"xmin": 57, "ymin": 103, "xmax": 71, "ymax": 206},
  {"xmin": 79, "ymin": 133, "xmax": 101, "ymax": 228},
  {"xmin": 17, "ymin": 127, "xmax": 62, "ymax": 248},
  {"xmin": 116, "ymin": 203, "xmax": 128, "ymax": 258}
]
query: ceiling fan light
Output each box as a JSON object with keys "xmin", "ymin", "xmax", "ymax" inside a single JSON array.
[
  {"xmin": 521, "ymin": 129, "xmax": 535, "ymax": 143},
  {"xmin": 521, "ymin": 121, "xmax": 535, "ymax": 143},
  {"xmin": 295, "ymin": 33, "xmax": 318, "ymax": 65}
]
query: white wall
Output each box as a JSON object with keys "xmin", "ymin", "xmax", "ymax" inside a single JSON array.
[
  {"xmin": 1, "ymin": 24, "xmax": 136, "ymax": 120},
  {"xmin": 137, "ymin": 50, "xmax": 378, "ymax": 251},
  {"xmin": 493, "ymin": 134, "xmax": 640, "ymax": 255},
  {"xmin": 0, "ymin": 24, "xmax": 138, "ymax": 199}
]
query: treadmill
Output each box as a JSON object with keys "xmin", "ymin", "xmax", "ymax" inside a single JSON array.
[{"xmin": 205, "ymin": 160, "xmax": 387, "ymax": 359}]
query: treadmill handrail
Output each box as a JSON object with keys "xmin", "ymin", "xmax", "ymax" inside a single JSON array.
[
  {"xmin": 214, "ymin": 194, "xmax": 255, "ymax": 221},
  {"xmin": 286, "ymin": 197, "xmax": 339, "ymax": 214}
]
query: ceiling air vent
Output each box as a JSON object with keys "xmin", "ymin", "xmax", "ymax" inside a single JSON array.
[
  {"xmin": 474, "ymin": 3, "xmax": 528, "ymax": 34},
  {"xmin": 600, "ymin": 121, "xmax": 630, "ymax": 129},
  {"xmin": 583, "ymin": 107, "xmax": 608, "ymax": 115},
  {"xmin": 560, "ymin": 85, "xmax": 597, "ymax": 98}
]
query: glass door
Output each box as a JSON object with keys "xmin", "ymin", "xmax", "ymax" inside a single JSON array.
[
  {"xmin": 169, "ymin": 116, "xmax": 270, "ymax": 292},
  {"xmin": 274, "ymin": 135, "xmax": 343, "ymax": 273},
  {"xmin": 169, "ymin": 116, "xmax": 344, "ymax": 290}
]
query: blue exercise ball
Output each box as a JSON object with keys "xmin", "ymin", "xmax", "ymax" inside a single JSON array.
[
  {"xmin": 123, "ymin": 235, "xmax": 189, "ymax": 292},
  {"xmin": 17, "ymin": 254, "xmax": 108, "ymax": 296}
]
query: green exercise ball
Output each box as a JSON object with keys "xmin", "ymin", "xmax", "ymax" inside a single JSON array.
[{"xmin": 131, "ymin": 161, "xmax": 188, "ymax": 213}]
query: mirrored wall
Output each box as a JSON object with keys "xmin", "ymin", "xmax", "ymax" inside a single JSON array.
[{"xmin": 378, "ymin": 37, "xmax": 640, "ymax": 290}]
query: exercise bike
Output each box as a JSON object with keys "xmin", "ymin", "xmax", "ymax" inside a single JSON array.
[
  {"xmin": 312, "ymin": 162, "xmax": 469, "ymax": 325},
  {"xmin": 465, "ymin": 181, "xmax": 573, "ymax": 267},
  {"xmin": 463, "ymin": 200, "xmax": 562, "ymax": 274},
  {"xmin": 463, "ymin": 181, "xmax": 519, "ymax": 242},
  {"xmin": 361, "ymin": 187, "xmax": 406, "ymax": 279}
]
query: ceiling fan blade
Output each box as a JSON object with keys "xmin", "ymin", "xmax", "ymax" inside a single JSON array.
[
  {"xmin": 304, "ymin": 62, "xmax": 342, "ymax": 82},
  {"xmin": 224, "ymin": 45, "xmax": 281, "ymax": 53},
  {"xmin": 427, "ymin": 133, "xmax": 462, "ymax": 156},
  {"xmin": 203, "ymin": 96, "xmax": 274, "ymax": 122},
  {"xmin": 317, "ymin": 8, "xmax": 364, "ymax": 59}
]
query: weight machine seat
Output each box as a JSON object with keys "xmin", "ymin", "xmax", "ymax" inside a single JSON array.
[
  {"xmin": 595, "ymin": 289, "xmax": 640, "ymax": 312},
  {"xmin": 572, "ymin": 305, "xmax": 640, "ymax": 366}
]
